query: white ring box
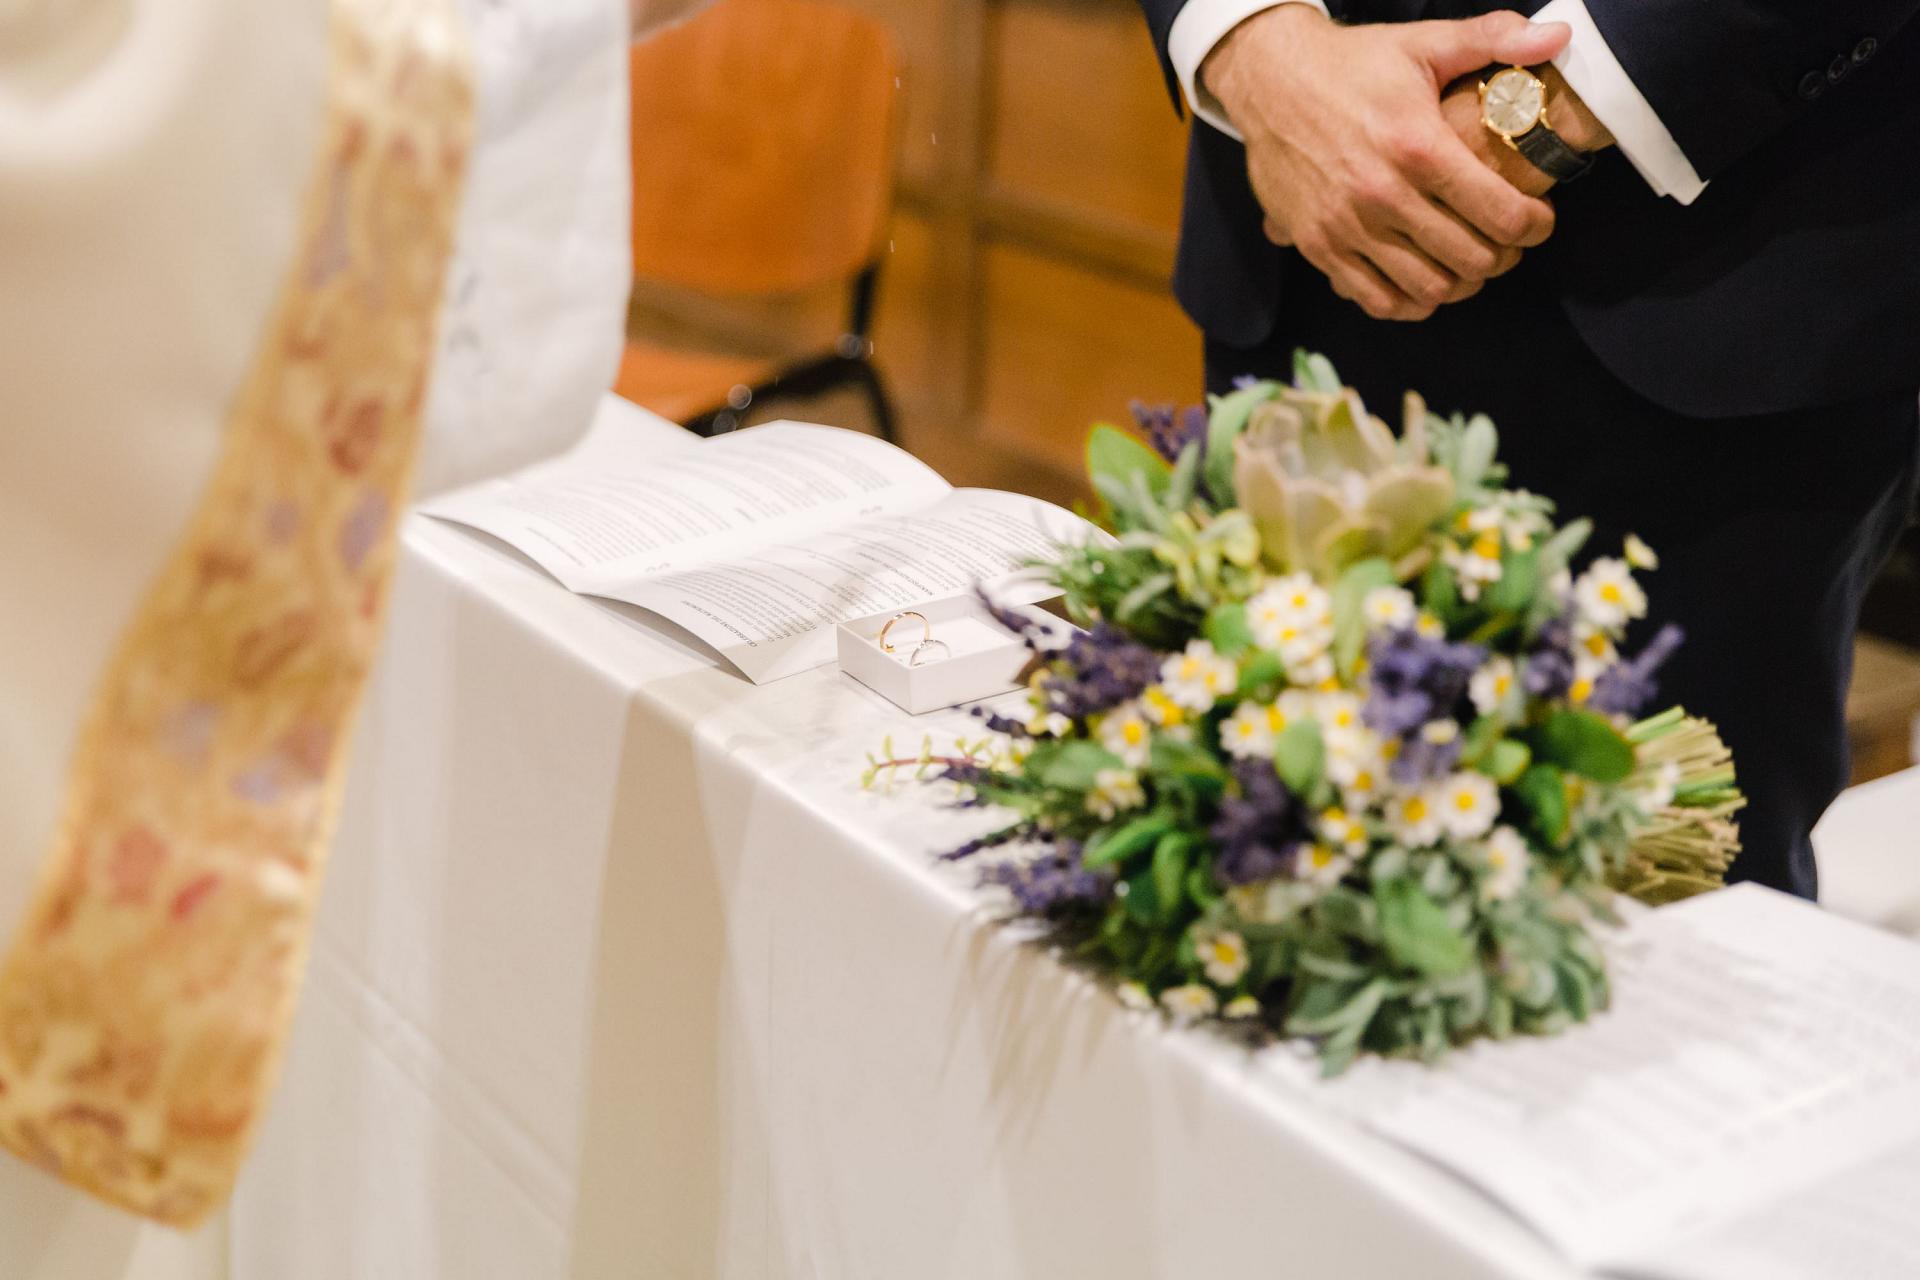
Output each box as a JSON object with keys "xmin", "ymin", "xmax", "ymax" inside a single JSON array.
[{"xmin": 836, "ymin": 594, "xmax": 1058, "ymax": 715}]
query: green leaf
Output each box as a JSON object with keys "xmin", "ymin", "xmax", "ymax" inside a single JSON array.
[
  {"xmin": 1535, "ymin": 710, "xmax": 1636, "ymax": 783},
  {"xmin": 1203, "ymin": 383, "xmax": 1275, "ymax": 505},
  {"xmin": 1293, "ymin": 349, "xmax": 1342, "ymax": 394},
  {"xmin": 1482, "ymin": 738, "xmax": 1533, "ymax": 786},
  {"xmin": 1149, "ymin": 735, "xmax": 1229, "ymax": 785},
  {"xmin": 1087, "ymin": 424, "xmax": 1171, "ymax": 501},
  {"xmin": 1083, "ymin": 814, "xmax": 1174, "ymax": 870},
  {"xmin": 1185, "ymin": 864, "xmax": 1221, "ymax": 911},
  {"xmin": 1331, "ymin": 557, "xmax": 1396, "ymax": 677},
  {"xmin": 1151, "ymin": 833, "xmax": 1194, "ymax": 923},
  {"xmin": 1236, "ymin": 651, "xmax": 1285, "ymax": 700},
  {"xmin": 1204, "ymin": 602, "xmax": 1255, "ymax": 657},
  {"xmin": 1513, "ymin": 763, "xmax": 1570, "ymax": 845},
  {"xmin": 1421, "ymin": 557, "xmax": 1460, "ymax": 624},
  {"xmin": 1165, "ymin": 440, "xmax": 1200, "ymax": 511},
  {"xmin": 1454, "ymin": 414, "xmax": 1499, "ymax": 495},
  {"xmin": 1286, "ymin": 976, "xmax": 1365, "ymax": 1031},
  {"xmin": 1033, "ymin": 740, "xmax": 1125, "ymax": 792},
  {"xmin": 1460, "ymin": 713, "xmax": 1504, "ymax": 766},
  {"xmin": 1274, "ymin": 719, "xmax": 1326, "ymax": 797},
  {"xmin": 1376, "ymin": 878, "xmax": 1474, "ymax": 978},
  {"xmin": 1484, "ymin": 548, "xmax": 1539, "ymax": 614},
  {"xmin": 1122, "ymin": 870, "xmax": 1158, "ymax": 925}
]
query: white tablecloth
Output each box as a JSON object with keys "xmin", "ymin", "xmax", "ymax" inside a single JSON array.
[{"xmin": 227, "ymin": 397, "xmax": 1920, "ymax": 1279}]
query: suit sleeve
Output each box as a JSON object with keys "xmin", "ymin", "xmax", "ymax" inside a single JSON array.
[
  {"xmin": 1139, "ymin": 0, "xmax": 1194, "ymax": 109},
  {"xmin": 1560, "ymin": 2, "xmax": 1917, "ymax": 179}
]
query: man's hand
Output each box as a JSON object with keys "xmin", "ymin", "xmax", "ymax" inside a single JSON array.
[
  {"xmin": 1440, "ymin": 65, "xmax": 1616, "ymax": 199},
  {"xmin": 1204, "ymin": 6, "xmax": 1570, "ymax": 321}
]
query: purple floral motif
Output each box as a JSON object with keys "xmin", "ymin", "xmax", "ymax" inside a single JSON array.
[
  {"xmin": 1393, "ymin": 732, "xmax": 1464, "ymax": 786},
  {"xmin": 338, "ymin": 489, "xmax": 390, "ymax": 574},
  {"xmin": 1588, "ymin": 623, "xmax": 1685, "ymax": 717},
  {"xmin": 1210, "ymin": 759, "xmax": 1313, "ymax": 886},
  {"xmin": 1129, "ymin": 400, "xmax": 1209, "ymax": 467}
]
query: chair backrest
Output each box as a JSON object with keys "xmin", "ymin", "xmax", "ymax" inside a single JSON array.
[{"xmin": 629, "ymin": 0, "xmax": 902, "ymax": 298}]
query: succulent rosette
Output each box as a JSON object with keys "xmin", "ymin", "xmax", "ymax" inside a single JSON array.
[{"xmin": 895, "ymin": 354, "xmax": 1745, "ymax": 1073}]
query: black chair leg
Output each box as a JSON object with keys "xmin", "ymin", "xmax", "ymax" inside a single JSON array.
[{"xmin": 854, "ymin": 357, "xmax": 899, "ymax": 445}]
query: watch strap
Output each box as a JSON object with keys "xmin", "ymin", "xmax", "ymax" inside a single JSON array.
[{"xmin": 1513, "ymin": 121, "xmax": 1594, "ymax": 183}]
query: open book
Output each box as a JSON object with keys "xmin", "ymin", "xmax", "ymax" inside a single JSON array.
[
  {"xmin": 422, "ymin": 399, "xmax": 1094, "ymax": 682},
  {"xmin": 1276, "ymin": 885, "xmax": 1920, "ymax": 1279}
]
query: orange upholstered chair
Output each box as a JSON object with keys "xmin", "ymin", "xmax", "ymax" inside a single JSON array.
[{"xmin": 619, "ymin": 0, "xmax": 903, "ymax": 438}]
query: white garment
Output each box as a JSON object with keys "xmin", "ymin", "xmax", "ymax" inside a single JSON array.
[
  {"xmin": 1166, "ymin": 0, "xmax": 1706, "ymax": 204},
  {"xmin": 0, "ymin": 0, "xmax": 630, "ymax": 1272}
]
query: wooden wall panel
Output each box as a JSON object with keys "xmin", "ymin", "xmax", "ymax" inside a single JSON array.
[
  {"xmin": 978, "ymin": 240, "xmax": 1201, "ymax": 477},
  {"xmin": 986, "ymin": 0, "xmax": 1188, "ymax": 234}
]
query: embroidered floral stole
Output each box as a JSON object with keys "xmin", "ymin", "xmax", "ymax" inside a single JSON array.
[{"xmin": 0, "ymin": 0, "xmax": 472, "ymax": 1224}]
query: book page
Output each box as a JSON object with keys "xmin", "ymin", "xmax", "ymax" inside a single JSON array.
[
  {"xmin": 623, "ymin": 488, "xmax": 1089, "ymax": 683},
  {"xmin": 1611, "ymin": 1138, "xmax": 1920, "ymax": 1280},
  {"xmin": 1268, "ymin": 886, "xmax": 1920, "ymax": 1271},
  {"xmin": 422, "ymin": 418, "xmax": 952, "ymax": 592}
]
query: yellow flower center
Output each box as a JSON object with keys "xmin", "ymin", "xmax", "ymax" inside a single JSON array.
[
  {"xmin": 1472, "ymin": 532, "xmax": 1502, "ymax": 560},
  {"xmin": 1123, "ymin": 721, "xmax": 1146, "ymax": 745},
  {"xmin": 1403, "ymin": 797, "xmax": 1428, "ymax": 822},
  {"xmin": 1454, "ymin": 791, "xmax": 1479, "ymax": 813},
  {"xmin": 1570, "ymin": 677, "xmax": 1594, "ymax": 705},
  {"xmin": 1599, "ymin": 582, "xmax": 1624, "ymax": 605}
]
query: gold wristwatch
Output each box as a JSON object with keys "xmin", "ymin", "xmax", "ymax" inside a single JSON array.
[{"xmin": 1479, "ymin": 65, "xmax": 1594, "ymax": 182}]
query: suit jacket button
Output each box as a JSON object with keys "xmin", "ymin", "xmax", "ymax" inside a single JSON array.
[
  {"xmin": 1799, "ymin": 69, "xmax": 1828, "ymax": 100},
  {"xmin": 1828, "ymin": 54, "xmax": 1851, "ymax": 83},
  {"xmin": 1854, "ymin": 36, "xmax": 1879, "ymax": 63}
]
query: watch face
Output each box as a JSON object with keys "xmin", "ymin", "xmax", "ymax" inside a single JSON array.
[{"xmin": 1482, "ymin": 69, "xmax": 1545, "ymax": 137}]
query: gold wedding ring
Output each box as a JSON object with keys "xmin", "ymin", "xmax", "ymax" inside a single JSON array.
[{"xmin": 878, "ymin": 611, "xmax": 931, "ymax": 654}]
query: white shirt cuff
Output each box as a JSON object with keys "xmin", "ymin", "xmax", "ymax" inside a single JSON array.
[
  {"xmin": 1535, "ymin": 0, "xmax": 1708, "ymax": 204},
  {"xmin": 1168, "ymin": 0, "xmax": 1329, "ymax": 141}
]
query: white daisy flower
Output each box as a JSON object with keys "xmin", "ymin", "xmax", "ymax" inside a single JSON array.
[
  {"xmin": 1197, "ymin": 931, "xmax": 1251, "ymax": 986},
  {"xmin": 1159, "ymin": 640, "xmax": 1239, "ymax": 713},
  {"xmin": 1097, "ymin": 702, "xmax": 1153, "ymax": 768},
  {"xmin": 1025, "ymin": 709, "xmax": 1072, "ymax": 739},
  {"xmin": 1421, "ymin": 718, "xmax": 1461, "ymax": 746},
  {"xmin": 1574, "ymin": 557, "xmax": 1648, "ymax": 631},
  {"xmin": 1623, "ymin": 533, "xmax": 1660, "ymax": 571},
  {"xmin": 1469, "ymin": 656, "xmax": 1519, "ymax": 718},
  {"xmin": 1362, "ymin": 585, "xmax": 1417, "ymax": 631},
  {"xmin": 1286, "ymin": 652, "xmax": 1337, "ymax": 690},
  {"xmin": 1315, "ymin": 690, "xmax": 1364, "ymax": 734},
  {"xmin": 1248, "ymin": 574, "xmax": 1333, "ymax": 649},
  {"xmin": 1436, "ymin": 771, "xmax": 1500, "ymax": 840},
  {"xmin": 1414, "ymin": 611, "xmax": 1447, "ymax": 640},
  {"xmin": 1116, "ymin": 981, "xmax": 1155, "ymax": 1011},
  {"xmin": 1140, "ymin": 684, "xmax": 1190, "ymax": 728},
  {"xmin": 1087, "ymin": 768, "xmax": 1146, "ymax": 821},
  {"xmin": 1219, "ymin": 700, "xmax": 1287, "ymax": 761},
  {"xmin": 1325, "ymin": 727, "xmax": 1387, "ymax": 803},
  {"xmin": 1572, "ymin": 621, "xmax": 1619, "ymax": 670},
  {"xmin": 1482, "ymin": 825, "xmax": 1532, "ymax": 901},
  {"xmin": 1223, "ymin": 995, "xmax": 1262, "ymax": 1021},
  {"xmin": 1294, "ymin": 841, "xmax": 1354, "ymax": 888},
  {"xmin": 1318, "ymin": 806, "xmax": 1370, "ymax": 855},
  {"xmin": 1386, "ymin": 790, "xmax": 1443, "ymax": 848},
  {"xmin": 1160, "ymin": 983, "xmax": 1219, "ymax": 1024}
]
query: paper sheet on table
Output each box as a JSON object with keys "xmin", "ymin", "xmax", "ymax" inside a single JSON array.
[
  {"xmin": 423, "ymin": 409, "xmax": 1099, "ymax": 681},
  {"xmin": 1268, "ymin": 886, "xmax": 1920, "ymax": 1276}
]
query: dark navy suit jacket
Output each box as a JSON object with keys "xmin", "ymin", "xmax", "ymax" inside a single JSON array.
[{"xmin": 1137, "ymin": 0, "xmax": 1920, "ymax": 417}]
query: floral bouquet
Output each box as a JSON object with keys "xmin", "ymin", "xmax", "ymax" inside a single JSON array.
[{"xmin": 880, "ymin": 354, "xmax": 1744, "ymax": 1073}]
